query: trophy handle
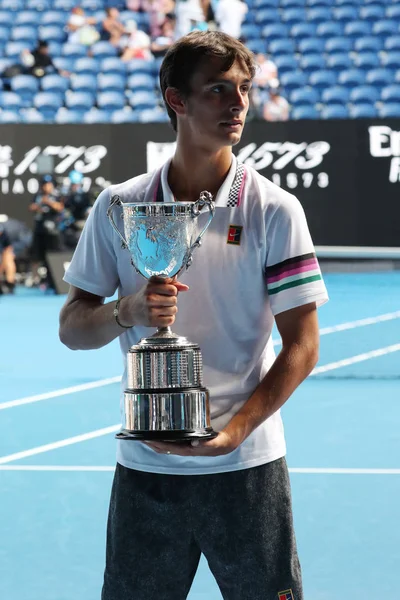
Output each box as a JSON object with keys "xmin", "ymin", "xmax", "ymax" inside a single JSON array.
[
  {"xmin": 185, "ymin": 191, "xmax": 215, "ymax": 269},
  {"xmin": 107, "ymin": 195, "xmax": 128, "ymax": 249}
]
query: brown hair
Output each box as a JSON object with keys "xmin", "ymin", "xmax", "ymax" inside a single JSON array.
[{"xmin": 159, "ymin": 30, "xmax": 256, "ymax": 132}]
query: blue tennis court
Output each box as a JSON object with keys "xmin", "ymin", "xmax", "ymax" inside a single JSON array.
[{"xmin": 1, "ymin": 271, "xmax": 399, "ymax": 600}]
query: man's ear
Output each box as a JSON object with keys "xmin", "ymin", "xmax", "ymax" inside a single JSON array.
[{"xmin": 165, "ymin": 87, "xmax": 187, "ymax": 118}]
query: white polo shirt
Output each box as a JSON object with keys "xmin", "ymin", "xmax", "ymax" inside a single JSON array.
[{"xmin": 64, "ymin": 155, "xmax": 328, "ymax": 475}]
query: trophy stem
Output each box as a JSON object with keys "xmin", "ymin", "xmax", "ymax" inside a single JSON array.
[{"xmin": 157, "ymin": 326, "xmax": 172, "ymax": 335}]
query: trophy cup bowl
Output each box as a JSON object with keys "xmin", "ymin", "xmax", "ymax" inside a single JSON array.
[{"xmin": 107, "ymin": 192, "xmax": 218, "ymax": 441}]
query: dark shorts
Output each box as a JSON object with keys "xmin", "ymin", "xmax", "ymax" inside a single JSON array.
[{"xmin": 101, "ymin": 458, "xmax": 303, "ymax": 600}]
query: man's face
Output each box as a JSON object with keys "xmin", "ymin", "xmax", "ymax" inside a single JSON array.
[
  {"xmin": 180, "ymin": 57, "xmax": 252, "ymax": 150},
  {"xmin": 42, "ymin": 182, "xmax": 53, "ymax": 194}
]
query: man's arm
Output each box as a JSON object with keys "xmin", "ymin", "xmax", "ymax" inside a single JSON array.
[
  {"xmin": 59, "ymin": 278, "xmax": 189, "ymax": 351},
  {"xmin": 145, "ymin": 302, "xmax": 319, "ymax": 456}
]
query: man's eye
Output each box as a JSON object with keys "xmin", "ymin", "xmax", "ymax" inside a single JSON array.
[{"xmin": 211, "ymin": 86, "xmax": 222, "ymax": 93}]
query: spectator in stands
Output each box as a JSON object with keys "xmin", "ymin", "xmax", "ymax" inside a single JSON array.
[
  {"xmin": 254, "ymin": 53, "xmax": 278, "ymax": 89},
  {"xmin": 150, "ymin": 16, "xmax": 176, "ymax": 58},
  {"xmin": 67, "ymin": 7, "xmax": 100, "ymax": 46},
  {"xmin": 263, "ymin": 80, "xmax": 289, "ymax": 122},
  {"xmin": 0, "ymin": 222, "xmax": 16, "ymax": 295},
  {"xmin": 22, "ymin": 41, "xmax": 69, "ymax": 79},
  {"xmin": 101, "ymin": 8, "xmax": 129, "ymax": 47},
  {"xmin": 121, "ymin": 20, "xmax": 152, "ymax": 61},
  {"xmin": 61, "ymin": 171, "xmax": 92, "ymax": 250},
  {"xmin": 215, "ymin": 0, "xmax": 247, "ymax": 39},
  {"xmin": 174, "ymin": 0, "xmax": 208, "ymax": 39},
  {"xmin": 29, "ymin": 175, "xmax": 64, "ymax": 289},
  {"xmin": 125, "ymin": 0, "xmax": 176, "ymax": 38}
]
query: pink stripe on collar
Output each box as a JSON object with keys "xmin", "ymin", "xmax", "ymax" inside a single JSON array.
[{"xmin": 237, "ymin": 167, "xmax": 247, "ymax": 207}]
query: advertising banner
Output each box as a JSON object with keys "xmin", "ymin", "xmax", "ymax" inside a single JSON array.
[{"xmin": 0, "ymin": 120, "xmax": 399, "ymax": 246}]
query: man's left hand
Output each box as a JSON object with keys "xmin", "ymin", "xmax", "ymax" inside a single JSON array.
[{"xmin": 143, "ymin": 430, "xmax": 239, "ymax": 457}]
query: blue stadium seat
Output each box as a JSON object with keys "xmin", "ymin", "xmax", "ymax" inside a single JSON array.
[
  {"xmin": 320, "ymin": 105, "xmax": 349, "ymax": 119},
  {"xmin": 11, "ymin": 26, "xmax": 38, "ymax": 44},
  {"xmin": 360, "ymin": 5, "xmax": 385, "ymax": 21},
  {"xmin": 255, "ymin": 9, "xmax": 280, "ymax": 24},
  {"xmin": 383, "ymin": 52, "xmax": 400, "ymax": 71},
  {"xmin": 291, "ymin": 106, "xmax": 320, "ymax": 119},
  {"xmin": 10, "ymin": 74, "xmax": 39, "ymax": 100},
  {"xmin": 366, "ymin": 68, "xmax": 393, "ymax": 87},
  {"xmin": 354, "ymin": 37, "xmax": 383, "ymax": 53},
  {"xmin": 373, "ymin": 20, "xmax": 398, "ymax": 37},
  {"xmin": 81, "ymin": 0, "xmax": 104, "ymax": 10},
  {"xmin": 268, "ymin": 39, "xmax": 296, "ymax": 55},
  {"xmin": 83, "ymin": 108, "xmax": 113, "ymax": 123},
  {"xmin": 25, "ymin": 0, "xmax": 52, "ymax": 9},
  {"xmin": 290, "ymin": 87, "xmax": 319, "ymax": 105},
  {"xmin": 21, "ymin": 108, "xmax": 45, "ymax": 123},
  {"xmin": 344, "ymin": 21, "xmax": 372, "ymax": 38},
  {"xmin": 381, "ymin": 85, "xmax": 400, "ymax": 104},
  {"xmin": 55, "ymin": 108, "xmax": 84, "ymax": 124},
  {"xmin": 111, "ymin": 108, "xmax": 139, "ymax": 124},
  {"xmin": 62, "ymin": 44, "xmax": 88, "ymax": 59},
  {"xmin": 137, "ymin": 108, "xmax": 169, "ymax": 123},
  {"xmin": 74, "ymin": 57, "xmax": 100, "ymax": 76},
  {"xmin": 65, "ymin": 91, "xmax": 94, "ymax": 111},
  {"xmin": 335, "ymin": 0, "xmax": 361, "ymax": 5},
  {"xmin": 385, "ymin": 37, "xmax": 400, "ymax": 52},
  {"xmin": 0, "ymin": 0, "xmax": 24, "ymax": 10},
  {"xmin": 128, "ymin": 90, "xmax": 157, "ymax": 110},
  {"xmin": 100, "ymin": 57, "xmax": 126, "ymax": 75},
  {"xmin": 326, "ymin": 53, "xmax": 352, "ymax": 71},
  {"xmin": 349, "ymin": 104, "xmax": 378, "ymax": 118},
  {"xmin": 321, "ymin": 86, "xmax": 350, "ymax": 104},
  {"xmin": 261, "ymin": 24, "xmax": 289, "ymax": 40},
  {"xmin": 350, "ymin": 86, "xmax": 380, "ymax": 104},
  {"xmin": 307, "ymin": 7, "xmax": 332, "ymax": 23},
  {"xmin": 241, "ymin": 24, "xmax": 263, "ymax": 40},
  {"xmin": 127, "ymin": 73, "xmax": 155, "ymax": 91},
  {"xmin": 0, "ymin": 110, "xmax": 21, "ymax": 123},
  {"xmin": 0, "ymin": 91, "xmax": 23, "ymax": 110},
  {"xmin": 0, "ymin": 11, "xmax": 13, "ymax": 25},
  {"xmin": 254, "ymin": 0, "xmax": 279, "ymax": 7},
  {"xmin": 0, "ymin": 25, "xmax": 8, "ymax": 43},
  {"xmin": 245, "ymin": 40, "xmax": 266, "ymax": 54},
  {"xmin": 53, "ymin": 0, "xmax": 75, "ymax": 9},
  {"xmin": 5, "ymin": 41, "xmax": 31, "ymax": 58},
  {"xmin": 297, "ymin": 38, "xmax": 324, "ymax": 55},
  {"xmin": 274, "ymin": 55, "xmax": 299, "ymax": 74},
  {"xmin": 290, "ymin": 23, "xmax": 317, "ymax": 39},
  {"xmin": 280, "ymin": 70, "xmax": 307, "ymax": 90},
  {"xmin": 354, "ymin": 53, "xmax": 380, "ymax": 71},
  {"xmin": 70, "ymin": 74, "xmax": 97, "ymax": 94},
  {"xmin": 0, "ymin": 57, "xmax": 12, "ymax": 72},
  {"xmin": 281, "ymin": 0, "xmax": 306, "ymax": 7},
  {"xmin": 53, "ymin": 57, "xmax": 75, "ymax": 72},
  {"xmin": 338, "ymin": 69, "xmax": 366, "ymax": 88},
  {"xmin": 308, "ymin": 69, "xmax": 337, "ymax": 89},
  {"xmin": 325, "ymin": 37, "xmax": 352, "ymax": 54},
  {"xmin": 97, "ymin": 91, "xmax": 125, "ymax": 111},
  {"xmin": 41, "ymin": 74, "xmax": 69, "ymax": 94},
  {"xmin": 48, "ymin": 42, "xmax": 62, "ymax": 57},
  {"xmin": 379, "ymin": 103, "xmax": 400, "ymax": 118},
  {"xmin": 38, "ymin": 25, "xmax": 66, "ymax": 44},
  {"xmin": 300, "ymin": 54, "xmax": 326, "ymax": 72},
  {"xmin": 124, "ymin": 59, "xmax": 156, "ymax": 76},
  {"xmin": 386, "ymin": 5, "xmax": 400, "ymax": 20},
  {"xmin": 307, "ymin": 0, "xmax": 334, "ymax": 8},
  {"xmin": 91, "ymin": 41, "xmax": 118, "ymax": 60},
  {"xmin": 15, "ymin": 11, "xmax": 41, "ymax": 25},
  {"xmin": 281, "ymin": 8, "xmax": 307, "ymax": 24},
  {"xmin": 41, "ymin": 11, "xmax": 68, "ymax": 26},
  {"xmin": 333, "ymin": 6, "xmax": 358, "ymax": 22},
  {"xmin": 98, "ymin": 73, "xmax": 125, "ymax": 93},
  {"xmin": 34, "ymin": 91, "xmax": 63, "ymax": 113},
  {"xmin": 317, "ymin": 22, "xmax": 344, "ymax": 38}
]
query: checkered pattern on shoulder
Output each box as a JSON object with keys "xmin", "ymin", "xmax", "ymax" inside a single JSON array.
[{"xmin": 226, "ymin": 162, "xmax": 245, "ymax": 207}]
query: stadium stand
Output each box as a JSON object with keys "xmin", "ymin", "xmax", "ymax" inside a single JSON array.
[{"xmin": 0, "ymin": 0, "xmax": 399, "ymax": 122}]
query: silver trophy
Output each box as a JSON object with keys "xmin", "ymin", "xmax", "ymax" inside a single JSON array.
[{"xmin": 107, "ymin": 193, "xmax": 217, "ymax": 441}]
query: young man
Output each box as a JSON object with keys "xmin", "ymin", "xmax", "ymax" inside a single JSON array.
[{"xmin": 60, "ymin": 31, "xmax": 328, "ymax": 600}]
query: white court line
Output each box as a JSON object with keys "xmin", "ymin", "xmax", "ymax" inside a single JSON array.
[
  {"xmin": 0, "ymin": 376, "xmax": 122, "ymax": 411},
  {"xmin": 311, "ymin": 343, "xmax": 400, "ymax": 375},
  {"xmin": 0, "ymin": 425, "xmax": 121, "ymax": 465},
  {"xmin": 2, "ymin": 311, "xmax": 399, "ymax": 411},
  {"xmin": 0, "ymin": 465, "xmax": 399, "ymax": 474},
  {"xmin": 273, "ymin": 310, "xmax": 400, "ymax": 346}
]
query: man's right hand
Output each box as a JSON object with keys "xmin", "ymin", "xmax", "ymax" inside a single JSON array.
[{"xmin": 118, "ymin": 276, "xmax": 189, "ymax": 328}]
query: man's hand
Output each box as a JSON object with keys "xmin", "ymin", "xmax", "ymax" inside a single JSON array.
[
  {"xmin": 143, "ymin": 430, "xmax": 239, "ymax": 457},
  {"xmin": 118, "ymin": 276, "xmax": 189, "ymax": 328}
]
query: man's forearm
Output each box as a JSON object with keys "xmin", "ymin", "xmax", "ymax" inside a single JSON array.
[
  {"xmin": 59, "ymin": 299, "xmax": 125, "ymax": 350},
  {"xmin": 224, "ymin": 342, "xmax": 318, "ymax": 447}
]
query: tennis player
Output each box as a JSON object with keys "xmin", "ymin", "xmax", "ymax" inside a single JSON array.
[{"xmin": 60, "ymin": 31, "xmax": 329, "ymax": 600}]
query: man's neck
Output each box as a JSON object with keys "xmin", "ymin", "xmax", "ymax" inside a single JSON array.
[{"xmin": 168, "ymin": 145, "xmax": 233, "ymax": 203}]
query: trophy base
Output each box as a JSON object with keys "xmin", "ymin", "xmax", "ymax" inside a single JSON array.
[{"xmin": 116, "ymin": 428, "xmax": 218, "ymax": 442}]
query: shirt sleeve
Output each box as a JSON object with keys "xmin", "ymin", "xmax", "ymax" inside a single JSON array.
[
  {"xmin": 0, "ymin": 230, "xmax": 11, "ymax": 248},
  {"xmin": 63, "ymin": 187, "xmax": 119, "ymax": 298},
  {"xmin": 265, "ymin": 194, "xmax": 329, "ymax": 315}
]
